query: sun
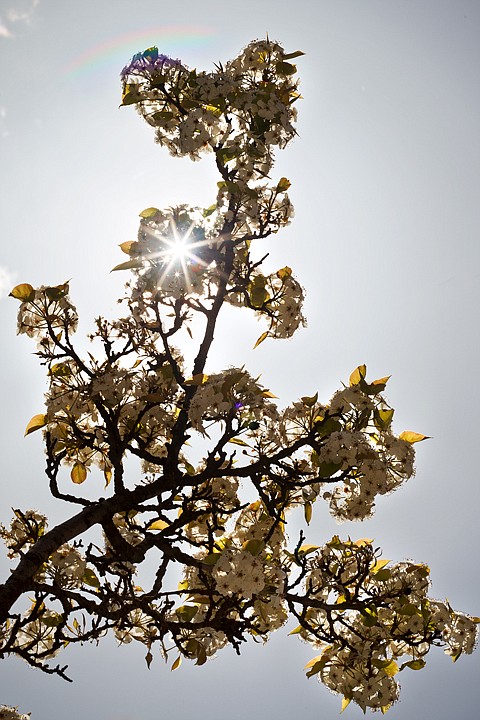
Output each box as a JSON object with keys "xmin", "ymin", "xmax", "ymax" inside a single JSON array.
[{"xmin": 143, "ymin": 216, "xmax": 215, "ymax": 291}]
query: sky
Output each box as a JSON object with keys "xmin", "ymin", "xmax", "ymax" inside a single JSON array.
[{"xmin": 1, "ymin": 0, "xmax": 480, "ymax": 718}]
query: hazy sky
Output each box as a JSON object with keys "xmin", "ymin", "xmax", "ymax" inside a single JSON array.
[{"xmin": 1, "ymin": 1, "xmax": 479, "ymax": 718}]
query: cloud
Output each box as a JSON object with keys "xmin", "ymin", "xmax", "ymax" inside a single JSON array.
[
  {"xmin": 0, "ymin": 0, "xmax": 39, "ymax": 39},
  {"xmin": 0, "ymin": 266, "xmax": 17, "ymax": 299},
  {"xmin": 0, "ymin": 22, "xmax": 13, "ymax": 38}
]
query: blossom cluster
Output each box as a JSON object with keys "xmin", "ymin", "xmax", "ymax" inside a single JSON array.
[{"xmin": 299, "ymin": 538, "xmax": 478, "ymax": 712}]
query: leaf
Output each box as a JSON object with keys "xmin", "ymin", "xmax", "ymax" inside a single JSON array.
[
  {"xmin": 262, "ymin": 389, "xmax": 278, "ymax": 399},
  {"xmin": 171, "ymin": 655, "xmax": 182, "ymax": 671},
  {"xmin": 242, "ymin": 538, "xmax": 265, "ymax": 556},
  {"xmin": 139, "ymin": 207, "xmax": 160, "ymax": 219},
  {"xmin": 405, "ymin": 659, "xmax": 426, "ymax": 670},
  {"xmin": 288, "ymin": 625, "xmax": 303, "ymax": 636},
  {"xmin": 276, "ymin": 177, "xmax": 291, "ymax": 192},
  {"xmin": 82, "ymin": 568, "xmax": 100, "ymax": 589},
  {"xmin": 24, "ymin": 413, "xmax": 47, "ymax": 437},
  {"xmin": 9, "ymin": 283, "xmax": 35, "ymax": 302},
  {"xmin": 349, "ymin": 364, "xmax": 367, "ymax": 386},
  {"xmin": 354, "ymin": 538, "xmax": 374, "ymax": 547},
  {"xmin": 381, "ymin": 704, "xmax": 392, "ymax": 714},
  {"xmin": 71, "ymin": 463, "xmax": 87, "ymax": 484},
  {"xmin": 175, "ymin": 605, "xmax": 199, "ymax": 622},
  {"xmin": 301, "ymin": 392, "xmax": 318, "ymax": 407},
  {"xmin": 383, "ymin": 660, "xmax": 399, "ymax": 677},
  {"xmin": 304, "ymin": 654, "xmax": 323, "ymax": 669},
  {"xmin": 399, "ymin": 430, "xmax": 430, "ymax": 444},
  {"xmin": 45, "ymin": 282, "xmax": 69, "ymax": 301},
  {"xmin": 275, "ymin": 61, "xmax": 297, "ymax": 75},
  {"xmin": 228, "ymin": 437, "xmax": 249, "ymax": 446},
  {"xmin": 184, "ymin": 373, "xmax": 209, "ymax": 386},
  {"xmin": 371, "ymin": 559, "xmax": 390, "ymax": 573},
  {"xmin": 118, "ymin": 240, "xmax": 136, "ymax": 255},
  {"xmin": 253, "ymin": 331, "xmax": 269, "ymax": 349},
  {"xmin": 111, "ymin": 259, "xmax": 144, "ymax": 272},
  {"xmin": 276, "ymin": 266, "xmax": 292, "ymax": 281},
  {"xmin": 298, "ymin": 544, "xmax": 320, "ymax": 556},
  {"xmin": 202, "ymin": 203, "xmax": 217, "ymax": 218},
  {"xmin": 283, "ymin": 50, "xmax": 305, "ymax": 60},
  {"xmin": 103, "ymin": 468, "xmax": 112, "ymax": 487},
  {"xmin": 145, "ymin": 650, "xmax": 153, "ymax": 669},
  {"xmin": 341, "ymin": 697, "xmax": 351, "ymax": 713},
  {"xmin": 373, "ymin": 408, "xmax": 394, "ymax": 431},
  {"xmin": 304, "ymin": 502, "xmax": 312, "ymax": 525},
  {"xmin": 147, "ymin": 519, "xmax": 170, "ymax": 531}
]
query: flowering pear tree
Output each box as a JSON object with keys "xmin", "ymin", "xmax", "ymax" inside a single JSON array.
[{"xmin": 0, "ymin": 40, "xmax": 477, "ymax": 718}]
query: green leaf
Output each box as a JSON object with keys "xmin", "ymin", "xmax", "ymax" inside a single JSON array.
[
  {"xmin": 202, "ymin": 203, "xmax": 217, "ymax": 218},
  {"xmin": 9, "ymin": 283, "xmax": 35, "ymax": 302},
  {"xmin": 139, "ymin": 207, "xmax": 160, "ymax": 219},
  {"xmin": 275, "ymin": 61, "xmax": 297, "ymax": 75},
  {"xmin": 276, "ymin": 177, "xmax": 291, "ymax": 192},
  {"xmin": 45, "ymin": 282, "xmax": 69, "ymax": 301},
  {"xmin": 242, "ymin": 538, "xmax": 265, "ymax": 556},
  {"xmin": 71, "ymin": 463, "xmax": 87, "ymax": 484},
  {"xmin": 24, "ymin": 413, "xmax": 47, "ymax": 437},
  {"xmin": 301, "ymin": 392, "xmax": 318, "ymax": 407},
  {"xmin": 406, "ymin": 659, "xmax": 426, "ymax": 670},
  {"xmin": 250, "ymin": 285, "xmax": 269, "ymax": 308},
  {"xmin": 82, "ymin": 567, "xmax": 100, "ymax": 589},
  {"xmin": 175, "ymin": 604, "xmax": 199, "ymax": 622},
  {"xmin": 317, "ymin": 461, "xmax": 343, "ymax": 478},
  {"xmin": 399, "ymin": 430, "xmax": 429, "ymax": 444},
  {"xmin": 383, "ymin": 660, "xmax": 399, "ymax": 677}
]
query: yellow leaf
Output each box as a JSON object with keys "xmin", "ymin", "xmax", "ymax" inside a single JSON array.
[
  {"xmin": 147, "ymin": 519, "xmax": 170, "ymax": 531},
  {"xmin": 304, "ymin": 654, "xmax": 323, "ymax": 669},
  {"xmin": 71, "ymin": 463, "xmax": 87, "ymax": 484},
  {"xmin": 304, "ymin": 502, "xmax": 312, "ymax": 525},
  {"xmin": 171, "ymin": 655, "xmax": 182, "ymax": 671},
  {"xmin": 354, "ymin": 538, "xmax": 374, "ymax": 547},
  {"xmin": 184, "ymin": 373, "xmax": 209, "ymax": 386},
  {"xmin": 341, "ymin": 697, "xmax": 351, "ymax": 713},
  {"xmin": 298, "ymin": 544, "xmax": 320, "ymax": 555},
  {"xmin": 24, "ymin": 413, "xmax": 47, "ymax": 437},
  {"xmin": 118, "ymin": 240, "xmax": 136, "ymax": 255},
  {"xmin": 399, "ymin": 430, "xmax": 429, "ymax": 444},
  {"xmin": 381, "ymin": 704, "xmax": 392, "ymax": 714},
  {"xmin": 371, "ymin": 559, "xmax": 390, "ymax": 573},
  {"xmin": 372, "ymin": 375, "xmax": 391, "ymax": 386},
  {"xmin": 349, "ymin": 364, "xmax": 367, "ymax": 386},
  {"xmin": 262, "ymin": 390, "xmax": 278, "ymax": 399},
  {"xmin": 253, "ymin": 331, "xmax": 269, "ymax": 349},
  {"xmin": 228, "ymin": 437, "xmax": 249, "ymax": 446},
  {"xmin": 383, "ymin": 659, "xmax": 399, "ymax": 677},
  {"xmin": 276, "ymin": 266, "xmax": 292, "ymax": 281},
  {"xmin": 288, "ymin": 625, "xmax": 303, "ymax": 636},
  {"xmin": 9, "ymin": 283, "xmax": 35, "ymax": 302}
]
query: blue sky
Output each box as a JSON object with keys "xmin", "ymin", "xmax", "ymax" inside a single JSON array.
[{"xmin": 1, "ymin": 1, "xmax": 479, "ymax": 718}]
